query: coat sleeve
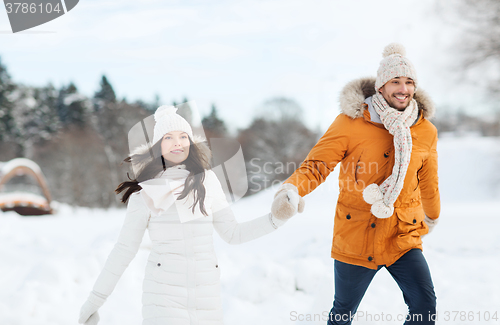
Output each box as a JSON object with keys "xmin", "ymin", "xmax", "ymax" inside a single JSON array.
[
  {"xmin": 207, "ymin": 171, "xmax": 276, "ymax": 245},
  {"xmin": 419, "ymin": 129, "xmax": 441, "ymax": 220},
  {"xmin": 284, "ymin": 114, "xmax": 350, "ymax": 197},
  {"xmin": 91, "ymin": 192, "xmax": 150, "ymax": 297}
]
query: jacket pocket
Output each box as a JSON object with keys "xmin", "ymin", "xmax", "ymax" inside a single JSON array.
[
  {"xmin": 196, "ymin": 256, "xmax": 221, "ymax": 286},
  {"xmin": 147, "ymin": 253, "xmax": 188, "ymax": 284},
  {"xmin": 394, "ymin": 208, "xmax": 424, "ymax": 250},
  {"xmin": 332, "ymin": 203, "xmax": 371, "ymax": 257}
]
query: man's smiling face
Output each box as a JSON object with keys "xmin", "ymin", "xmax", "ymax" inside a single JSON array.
[{"xmin": 378, "ymin": 76, "xmax": 415, "ymax": 111}]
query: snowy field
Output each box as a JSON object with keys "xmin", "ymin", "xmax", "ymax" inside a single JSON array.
[{"xmin": 1, "ymin": 135, "xmax": 499, "ymax": 325}]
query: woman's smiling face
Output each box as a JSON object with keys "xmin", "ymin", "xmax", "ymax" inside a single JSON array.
[{"xmin": 161, "ymin": 131, "xmax": 190, "ymax": 164}]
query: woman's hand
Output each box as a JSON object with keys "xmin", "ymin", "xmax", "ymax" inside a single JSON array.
[
  {"xmin": 424, "ymin": 215, "xmax": 438, "ymax": 234},
  {"xmin": 79, "ymin": 291, "xmax": 106, "ymax": 324},
  {"xmin": 79, "ymin": 311, "xmax": 100, "ymax": 325},
  {"xmin": 271, "ymin": 183, "xmax": 305, "ymax": 226}
]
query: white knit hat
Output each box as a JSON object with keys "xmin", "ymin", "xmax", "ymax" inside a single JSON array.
[
  {"xmin": 152, "ymin": 105, "xmax": 193, "ymax": 145},
  {"xmin": 375, "ymin": 43, "xmax": 418, "ymax": 91}
]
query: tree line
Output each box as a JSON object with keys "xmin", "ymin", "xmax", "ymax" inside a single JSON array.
[
  {"xmin": 0, "ymin": 58, "xmax": 318, "ymax": 207},
  {"xmin": 3, "ymin": 0, "xmax": 500, "ymax": 208}
]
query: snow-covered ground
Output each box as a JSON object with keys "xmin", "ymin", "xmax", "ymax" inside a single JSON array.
[{"xmin": 1, "ymin": 136, "xmax": 499, "ymax": 325}]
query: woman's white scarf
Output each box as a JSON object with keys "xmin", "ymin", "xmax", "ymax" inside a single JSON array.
[
  {"xmin": 362, "ymin": 92, "xmax": 419, "ymax": 218},
  {"xmin": 139, "ymin": 165, "xmax": 206, "ymax": 223}
]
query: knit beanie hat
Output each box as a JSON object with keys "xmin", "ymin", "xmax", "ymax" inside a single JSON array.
[
  {"xmin": 375, "ymin": 43, "xmax": 418, "ymax": 91},
  {"xmin": 152, "ymin": 105, "xmax": 193, "ymax": 145}
]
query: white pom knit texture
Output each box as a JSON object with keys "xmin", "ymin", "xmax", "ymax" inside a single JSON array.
[
  {"xmin": 154, "ymin": 105, "xmax": 178, "ymax": 122},
  {"xmin": 371, "ymin": 200, "xmax": 394, "ymax": 219},
  {"xmin": 382, "ymin": 42, "xmax": 406, "ymax": 58},
  {"xmin": 363, "ymin": 183, "xmax": 383, "ymax": 204},
  {"xmin": 152, "ymin": 105, "xmax": 193, "ymax": 144}
]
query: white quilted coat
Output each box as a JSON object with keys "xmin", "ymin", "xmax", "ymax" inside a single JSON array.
[{"xmin": 90, "ymin": 169, "xmax": 276, "ymax": 325}]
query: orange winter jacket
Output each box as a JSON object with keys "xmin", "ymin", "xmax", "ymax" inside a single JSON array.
[{"xmin": 285, "ymin": 77, "xmax": 440, "ymax": 269}]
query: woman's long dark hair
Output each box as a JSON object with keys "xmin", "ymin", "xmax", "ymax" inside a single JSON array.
[{"xmin": 115, "ymin": 136, "xmax": 211, "ymax": 216}]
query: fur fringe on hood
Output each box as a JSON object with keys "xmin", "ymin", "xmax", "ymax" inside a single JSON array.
[
  {"xmin": 128, "ymin": 135, "xmax": 212, "ymax": 177},
  {"xmin": 339, "ymin": 77, "xmax": 436, "ymax": 120}
]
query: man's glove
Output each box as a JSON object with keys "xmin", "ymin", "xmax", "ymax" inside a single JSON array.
[
  {"xmin": 79, "ymin": 291, "xmax": 106, "ymax": 324},
  {"xmin": 271, "ymin": 183, "xmax": 305, "ymax": 227},
  {"xmin": 424, "ymin": 215, "xmax": 438, "ymax": 234}
]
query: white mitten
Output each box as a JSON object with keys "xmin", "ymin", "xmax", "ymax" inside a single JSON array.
[
  {"xmin": 424, "ymin": 215, "xmax": 438, "ymax": 234},
  {"xmin": 79, "ymin": 291, "xmax": 106, "ymax": 324},
  {"xmin": 82, "ymin": 311, "xmax": 100, "ymax": 325},
  {"xmin": 271, "ymin": 183, "xmax": 305, "ymax": 226}
]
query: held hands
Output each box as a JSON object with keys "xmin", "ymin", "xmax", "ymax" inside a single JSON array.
[
  {"xmin": 271, "ymin": 183, "xmax": 305, "ymax": 227},
  {"xmin": 79, "ymin": 291, "xmax": 106, "ymax": 325},
  {"xmin": 424, "ymin": 215, "xmax": 438, "ymax": 234}
]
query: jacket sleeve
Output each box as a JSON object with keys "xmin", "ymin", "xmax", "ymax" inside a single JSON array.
[
  {"xmin": 284, "ymin": 114, "xmax": 350, "ymax": 197},
  {"xmin": 91, "ymin": 192, "xmax": 150, "ymax": 297},
  {"xmin": 419, "ymin": 129, "xmax": 440, "ymax": 220},
  {"xmin": 207, "ymin": 171, "xmax": 276, "ymax": 244}
]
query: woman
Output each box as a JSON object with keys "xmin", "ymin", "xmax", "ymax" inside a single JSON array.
[{"xmin": 78, "ymin": 105, "xmax": 302, "ymax": 325}]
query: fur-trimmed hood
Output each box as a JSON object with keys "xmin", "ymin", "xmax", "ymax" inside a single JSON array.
[
  {"xmin": 129, "ymin": 135, "xmax": 212, "ymax": 177},
  {"xmin": 339, "ymin": 77, "xmax": 436, "ymax": 120}
]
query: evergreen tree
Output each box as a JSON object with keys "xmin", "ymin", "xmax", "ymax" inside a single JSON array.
[
  {"xmin": 136, "ymin": 93, "xmax": 162, "ymax": 111},
  {"xmin": 202, "ymin": 104, "xmax": 228, "ymax": 139},
  {"xmin": 151, "ymin": 93, "xmax": 161, "ymax": 110},
  {"xmin": 57, "ymin": 82, "xmax": 88, "ymax": 127},
  {"xmin": 92, "ymin": 76, "xmax": 121, "ymax": 140},
  {"xmin": 11, "ymin": 85, "xmax": 61, "ymax": 157},
  {"xmin": 175, "ymin": 97, "xmax": 193, "ymax": 124},
  {"xmin": 57, "ymin": 84, "xmax": 68, "ymax": 123},
  {"xmin": 93, "ymin": 75, "xmax": 116, "ymax": 111},
  {"xmin": 32, "ymin": 84, "xmax": 60, "ymax": 140},
  {"xmin": 91, "ymin": 75, "xmax": 124, "ymax": 205},
  {"xmin": 0, "ymin": 56, "xmax": 17, "ymax": 142}
]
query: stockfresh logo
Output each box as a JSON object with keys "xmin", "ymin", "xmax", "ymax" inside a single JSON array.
[{"xmin": 3, "ymin": 0, "xmax": 78, "ymax": 33}]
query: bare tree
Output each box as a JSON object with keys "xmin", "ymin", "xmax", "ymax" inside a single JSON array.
[
  {"xmin": 33, "ymin": 124, "xmax": 114, "ymax": 207},
  {"xmin": 238, "ymin": 97, "xmax": 318, "ymax": 195},
  {"xmin": 451, "ymin": 0, "xmax": 500, "ymax": 96},
  {"xmin": 257, "ymin": 97, "xmax": 303, "ymax": 122}
]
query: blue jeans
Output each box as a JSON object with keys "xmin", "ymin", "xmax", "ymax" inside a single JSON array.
[{"xmin": 327, "ymin": 249, "xmax": 436, "ymax": 325}]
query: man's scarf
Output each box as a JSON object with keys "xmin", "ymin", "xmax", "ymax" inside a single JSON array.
[{"xmin": 362, "ymin": 92, "xmax": 419, "ymax": 218}]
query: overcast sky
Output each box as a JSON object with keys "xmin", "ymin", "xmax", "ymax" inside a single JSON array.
[{"xmin": 0, "ymin": 0, "xmax": 484, "ymax": 133}]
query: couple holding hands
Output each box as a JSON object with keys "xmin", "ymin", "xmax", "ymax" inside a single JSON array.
[{"xmin": 80, "ymin": 43, "xmax": 440, "ymax": 325}]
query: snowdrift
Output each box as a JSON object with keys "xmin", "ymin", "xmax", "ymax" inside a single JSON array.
[{"xmin": 0, "ymin": 136, "xmax": 499, "ymax": 325}]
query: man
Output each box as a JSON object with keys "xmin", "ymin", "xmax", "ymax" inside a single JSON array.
[{"xmin": 271, "ymin": 43, "xmax": 440, "ymax": 324}]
